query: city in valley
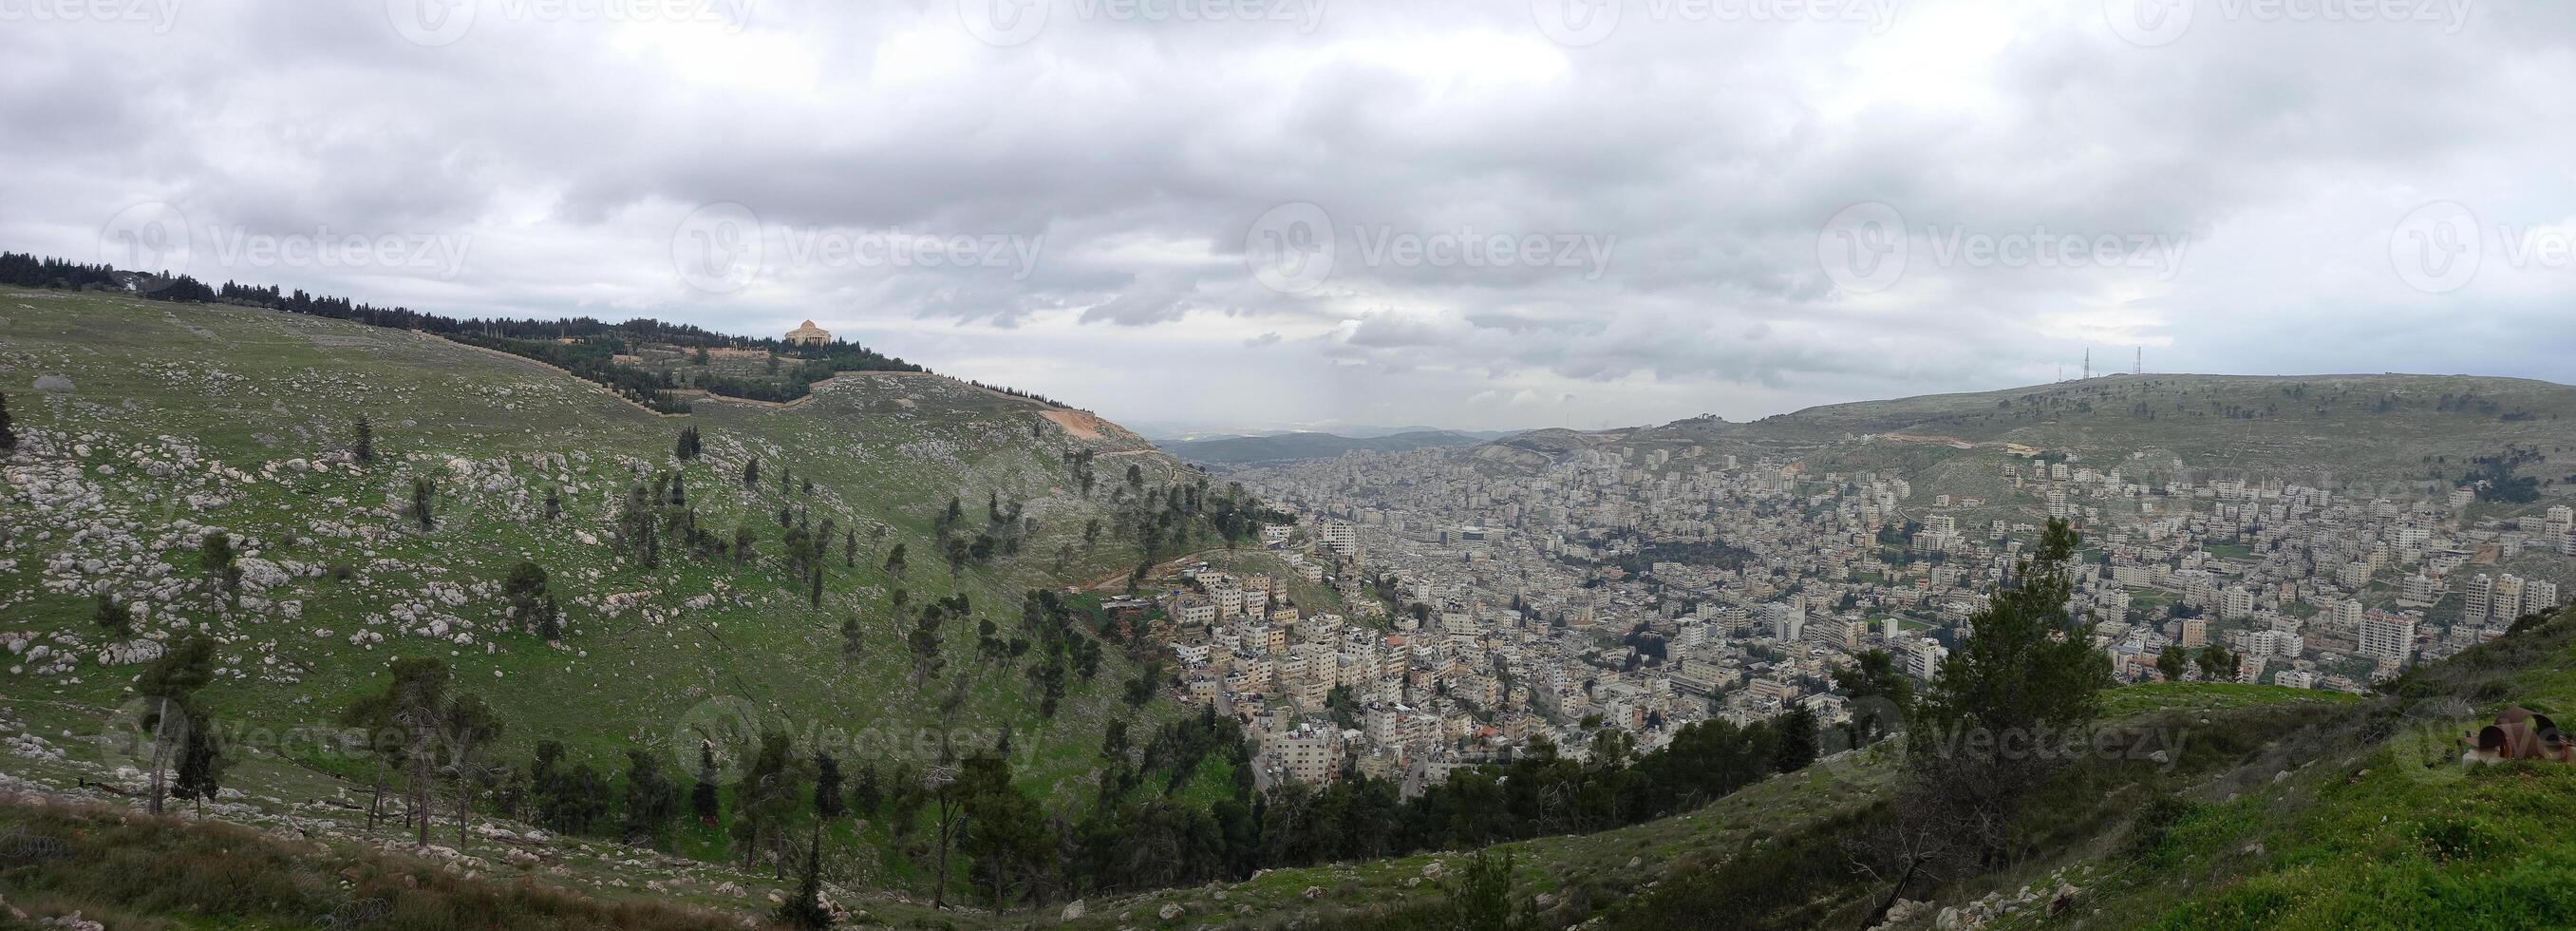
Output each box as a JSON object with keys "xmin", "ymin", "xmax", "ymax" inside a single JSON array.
[{"xmin": 5, "ymin": 3, "xmax": 2576, "ymax": 930}]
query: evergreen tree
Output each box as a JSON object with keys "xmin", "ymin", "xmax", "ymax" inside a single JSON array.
[
  {"xmin": 351, "ymin": 415, "xmax": 374, "ymax": 464},
  {"xmin": 92, "ymin": 591, "xmax": 135, "ymax": 639},
  {"xmin": 851, "ymin": 764, "xmax": 883, "ymax": 817},
  {"xmin": 691, "ymin": 767, "xmax": 722, "ymax": 826},
  {"xmin": 1442, "ymin": 848, "xmax": 1517, "ymax": 931},
  {"xmin": 623, "ymin": 750, "xmax": 683, "ymax": 846},
  {"xmin": 409, "ymin": 477, "xmax": 437, "ymax": 532},
  {"xmin": 1773, "ymin": 703, "xmax": 1819, "ymax": 772},
  {"xmin": 1832, "ymin": 649, "xmax": 1915, "ymax": 743},
  {"xmin": 137, "ymin": 636, "xmax": 216, "ymax": 815},
  {"xmin": 743, "ymin": 456, "xmax": 761, "ymax": 488},
  {"xmin": 197, "ymin": 531, "xmax": 241, "ymax": 602},
  {"xmin": 2156, "ymin": 644, "xmax": 2191, "ymax": 681},
  {"xmin": 170, "ymin": 706, "xmax": 231, "ymax": 816},
  {"xmin": 675, "ymin": 425, "xmax": 702, "ymax": 461},
  {"xmin": 776, "ymin": 827, "xmax": 833, "ymax": 930},
  {"xmin": 884, "ymin": 542, "xmax": 907, "ymax": 578},
  {"xmin": 815, "ymin": 753, "xmax": 847, "ymax": 818},
  {"xmin": 2197, "ymin": 642, "xmax": 2237, "ymax": 681},
  {"xmin": 502, "ymin": 561, "xmax": 560, "ymax": 640}
]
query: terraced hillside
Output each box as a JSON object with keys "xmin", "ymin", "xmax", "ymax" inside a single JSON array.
[
  {"xmin": 0, "ymin": 285, "xmax": 1233, "ymax": 902},
  {"xmin": 1475, "ymin": 374, "xmax": 2576, "ymax": 510}
]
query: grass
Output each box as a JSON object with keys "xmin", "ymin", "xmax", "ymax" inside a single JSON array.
[
  {"xmin": 0, "ymin": 286, "xmax": 1207, "ymax": 902},
  {"xmin": 0, "ymin": 793, "xmax": 764, "ymax": 931},
  {"xmin": 2098, "ymin": 682, "xmax": 2365, "ymax": 719},
  {"xmin": 2023, "ymin": 610, "xmax": 2576, "ymax": 930}
]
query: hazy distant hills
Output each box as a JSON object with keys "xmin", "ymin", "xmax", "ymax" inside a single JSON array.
[
  {"xmin": 1469, "ymin": 372, "xmax": 2576, "ymax": 502},
  {"xmin": 1164, "ymin": 428, "xmax": 1510, "ymax": 466}
]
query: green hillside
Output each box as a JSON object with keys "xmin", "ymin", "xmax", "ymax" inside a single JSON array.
[
  {"xmin": 1474, "ymin": 374, "xmax": 2576, "ymax": 518},
  {"xmin": 1164, "ymin": 430, "xmax": 1492, "ymax": 466},
  {"xmin": 0, "ymin": 285, "xmax": 1248, "ymax": 906}
]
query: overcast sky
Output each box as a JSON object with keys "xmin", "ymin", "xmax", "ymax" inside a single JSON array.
[{"xmin": 5, "ymin": 0, "xmax": 2571, "ymax": 433}]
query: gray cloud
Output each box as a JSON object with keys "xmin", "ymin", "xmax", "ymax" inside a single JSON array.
[{"xmin": 2, "ymin": 0, "xmax": 2570, "ymax": 430}]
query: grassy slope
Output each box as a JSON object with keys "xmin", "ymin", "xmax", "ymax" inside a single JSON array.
[
  {"xmin": 0, "ymin": 287, "xmax": 1199, "ymax": 897},
  {"xmin": 1476, "ymin": 373, "xmax": 2576, "ymax": 512},
  {"xmin": 2030, "ymin": 611, "xmax": 2576, "ymax": 930},
  {"xmin": 1044, "ymin": 681, "xmax": 2361, "ymax": 930}
]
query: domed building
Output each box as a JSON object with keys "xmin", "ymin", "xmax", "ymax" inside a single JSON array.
[{"xmin": 785, "ymin": 319, "xmax": 832, "ymax": 347}]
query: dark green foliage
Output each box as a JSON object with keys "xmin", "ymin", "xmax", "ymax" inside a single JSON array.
[
  {"xmin": 169, "ymin": 706, "xmax": 231, "ymax": 815},
  {"xmin": 674, "ymin": 425, "xmax": 702, "ymax": 461},
  {"xmin": 351, "ymin": 414, "xmax": 374, "ymax": 464},
  {"xmin": 813, "ymin": 754, "xmax": 846, "ymax": 819},
  {"xmin": 92, "ymin": 591, "xmax": 135, "ymax": 638},
  {"xmin": 197, "ymin": 531, "xmax": 241, "ymax": 600},
  {"xmin": 775, "ymin": 828, "xmax": 833, "ymax": 930},
  {"xmin": 623, "ymin": 750, "xmax": 682, "ymax": 846},
  {"xmin": 1443, "ymin": 848, "xmax": 1520, "ymax": 931},
  {"xmin": 409, "ymin": 477, "xmax": 436, "ymax": 532},
  {"xmin": 502, "ymin": 560, "xmax": 561, "ymax": 640}
]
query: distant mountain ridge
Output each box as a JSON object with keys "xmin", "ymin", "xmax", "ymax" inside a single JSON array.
[
  {"xmin": 1466, "ymin": 372, "xmax": 2576, "ymax": 503},
  {"xmin": 1164, "ymin": 429, "xmax": 1508, "ymax": 466}
]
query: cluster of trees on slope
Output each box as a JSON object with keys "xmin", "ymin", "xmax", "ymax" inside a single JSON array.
[
  {"xmin": 0, "ymin": 251, "xmax": 932, "ymax": 413},
  {"xmin": 1062, "ymin": 702, "xmax": 1837, "ymax": 900}
]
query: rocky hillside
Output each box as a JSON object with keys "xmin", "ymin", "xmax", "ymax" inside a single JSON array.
[
  {"xmin": 1474, "ymin": 373, "xmax": 2576, "ymax": 512},
  {"xmin": 0, "ymin": 284, "xmax": 1225, "ymax": 902}
]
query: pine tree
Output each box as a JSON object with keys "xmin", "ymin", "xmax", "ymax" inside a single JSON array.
[
  {"xmin": 743, "ymin": 456, "xmax": 761, "ymax": 489},
  {"xmin": 2197, "ymin": 642, "xmax": 2237, "ymax": 681},
  {"xmin": 884, "ymin": 543, "xmax": 907, "ymax": 578},
  {"xmin": 776, "ymin": 827, "xmax": 833, "ymax": 930},
  {"xmin": 93, "ymin": 591, "xmax": 135, "ymax": 639},
  {"xmin": 170, "ymin": 706, "xmax": 230, "ymax": 816},
  {"xmin": 815, "ymin": 753, "xmax": 846, "ymax": 818},
  {"xmin": 1773, "ymin": 704, "xmax": 1819, "ymax": 772},
  {"xmin": 2156, "ymin": 644, "xmax": 2191, "ymax": 681},
  {"xmin": 351, "ymin": 415, "xmax": 375, "ymax": 464},
  {"xmin": 198, "ymin": 531, "xmax": 241, "ymax": 602},
  {"xmin": 137, "ymin": 636, "xmax": 216, "ymax": 815},
  {"xmin": 0, "ymin": 390, "xmax": 16, "ymax": 454},
  {"xmin": 410, "ymin": 477, "xmax": 437, "ymax": 532}
]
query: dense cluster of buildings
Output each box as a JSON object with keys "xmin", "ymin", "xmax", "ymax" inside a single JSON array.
[{"xmin": 1144, "ymin": 441, "xmax": 2574, "ymax": 792}]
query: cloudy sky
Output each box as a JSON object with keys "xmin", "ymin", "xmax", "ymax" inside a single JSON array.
[{"xmin": 4, "ymin": 0, "xmax": 2571, "ymax": 433}]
